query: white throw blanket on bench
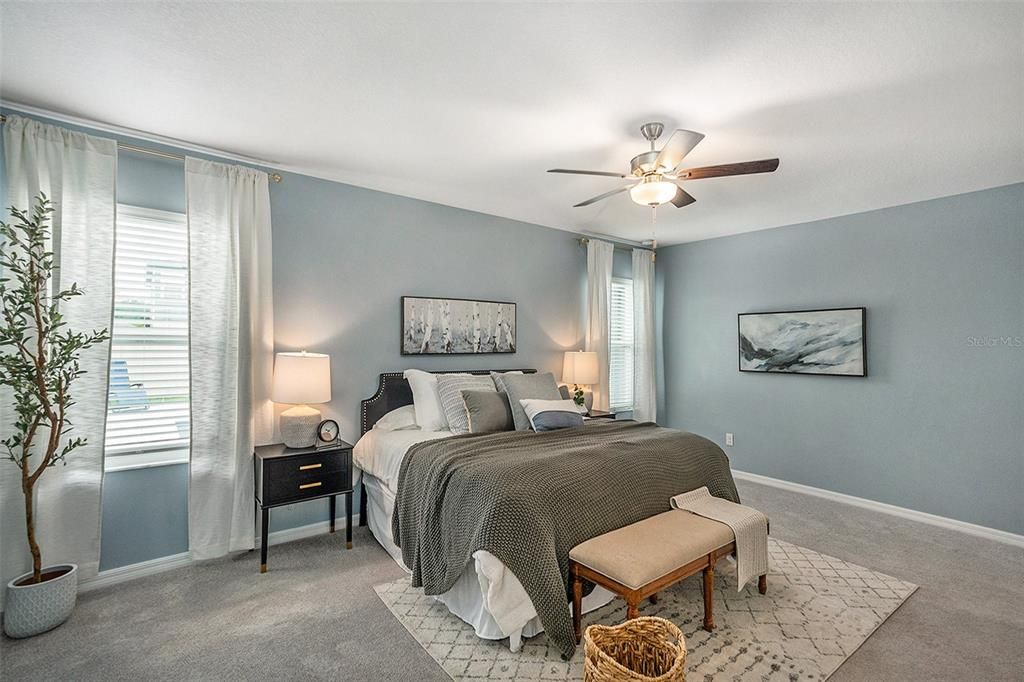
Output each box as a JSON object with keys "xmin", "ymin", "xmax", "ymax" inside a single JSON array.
[{"xmin": 670, "ymin": 487, "xmax": 769, "ymax": 592}]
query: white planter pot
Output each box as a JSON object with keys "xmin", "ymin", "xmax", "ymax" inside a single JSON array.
[{"xmin": 3, "ymin": 564, "xmax": 78, "ymax": 638}]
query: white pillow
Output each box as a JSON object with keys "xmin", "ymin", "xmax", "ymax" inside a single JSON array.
[
  {"xmin": 373, "ymin": 405, "xmax": 418, "ymax": 432},
  {"xmin": 518, "ymin": 398, "xmax": 586, "ymax": 432},
  {"xmin": 404, "ymin": 369, "xmax": 468, "ymax": 431}
]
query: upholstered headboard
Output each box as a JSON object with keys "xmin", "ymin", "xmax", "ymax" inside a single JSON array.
[{"xmin": 359, "ymin": 369, "xmax": 537, "ymax": 435}]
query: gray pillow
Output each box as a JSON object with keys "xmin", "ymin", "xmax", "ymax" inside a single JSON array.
[
  {"xmin": 461, "ymin": 390, "xmax": 514, "ymax": 433},
  {"xmin": 498, "ymin": 372, "xmax": 563, "ymax": 431},
  {"xmin": 436, "ymin": 374, "xmax": 496, "ymax": 434}
]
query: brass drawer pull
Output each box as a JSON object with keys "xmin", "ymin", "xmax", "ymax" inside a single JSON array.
[
  {"xmin": 299, "ymin": 463, "xmax": 322, "ymax": 471},
  {"xmin": 298, "ymin": 481, "xmax": 322, "ymax": 490}
]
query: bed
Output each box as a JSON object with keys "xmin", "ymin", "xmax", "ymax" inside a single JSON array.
[
  {"xmin": 354, "ymin": 369, "xmax": 740, "ymax": 658},
  {"xmin": 355, "ymin": 370, "xmax": 614, "ymax": 652}
]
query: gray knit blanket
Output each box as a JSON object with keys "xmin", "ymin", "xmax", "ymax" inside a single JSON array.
[{"xmin": 392, "ymin": 420, "xmax": 740, "ymax": 659}]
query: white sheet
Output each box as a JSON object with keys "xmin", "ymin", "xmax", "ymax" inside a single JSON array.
[
  {"xmin": 354, "ymin": 426, "xmax": 615, "ymax": 648},
  {"xmin": 354, "ymin": 426, "xmax": 452, "ymax": 491}
]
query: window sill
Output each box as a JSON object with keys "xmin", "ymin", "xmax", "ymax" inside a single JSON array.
[{"xmin": 104, "ymin": 448, "xmax": 189, "ymax": 473}]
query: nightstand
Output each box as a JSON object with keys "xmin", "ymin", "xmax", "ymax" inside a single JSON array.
[
  {"xmin": 586, "ymin": 410, "xmax": 617, "ymax": 419},
  {"xmin": 253, "ymin": 440, "xmax": 354, "ymax": 573}
]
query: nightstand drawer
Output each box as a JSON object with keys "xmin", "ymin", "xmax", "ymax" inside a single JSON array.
[
  {"xmin": 263, "ymin": 449, "xmax": 347, "ymax": 480},
  {"xmin": 263, "ymin": 471, "xmax": 349, "ymax": 506}
]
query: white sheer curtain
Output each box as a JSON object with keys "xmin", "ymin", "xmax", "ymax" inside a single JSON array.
[
  {"xmin": 632, "ymin": 248, "xmax": 657, "ymax": 422},
  {"xmin": 585, "ymin": 239, "xmax": 614, "ymax": 412},
  {"xmin": 185, "ymin": 157, "xmax": 274, "ymax": 560},
  {"xmin": 1, "ymin": 115, "xmax": 117, "ymax": 595}
]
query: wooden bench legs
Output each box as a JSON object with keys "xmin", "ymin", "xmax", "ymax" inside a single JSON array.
[
  {"xmin": 570, "ymin": 544, "xmax": 769, "ymax": 644},
  {"xmin": 572, "ymin": 566, "xmax": 584, "ymax": 644},
  {"xmin": 702, "ymin": 563, "xmax": 715, "ymax": 631}
]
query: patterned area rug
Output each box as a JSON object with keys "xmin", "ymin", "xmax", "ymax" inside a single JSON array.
[{"xmin": 374, "ymin": 539, "xmax": 916, "ymax": 681}]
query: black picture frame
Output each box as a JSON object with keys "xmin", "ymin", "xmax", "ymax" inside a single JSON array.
[
  {"xmin": 738, "ymin": 307, "xmax": 867, "ymax": 377},
  {"xmin": 400, "ymin": 296, "xmax": 517, "ymax": 355}
]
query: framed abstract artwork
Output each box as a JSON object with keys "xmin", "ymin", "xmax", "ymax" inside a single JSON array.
[
  {"xmin": 401, "ymin": 296, "xmax": 516, "ymax": 355},
  {"xmin": 738, "ymin": 307, "xmax": 866, "ymax": 376}
]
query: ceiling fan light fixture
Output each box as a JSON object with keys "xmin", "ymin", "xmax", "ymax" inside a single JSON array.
[{"xmin": 629, "ymin": 175, "xmax": 677, "ymax": 207}]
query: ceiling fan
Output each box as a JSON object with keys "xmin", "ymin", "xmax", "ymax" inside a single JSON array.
[{"xmin": 548, "ymin": 122, "xmax": 779, "ymax": 210}]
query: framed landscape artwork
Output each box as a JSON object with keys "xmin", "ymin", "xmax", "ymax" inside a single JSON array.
[
  {"xmin": 738, "ymin": 307, "xmax": 866, "ymax": 376},
  {"xmin": 402, "ymin": 296, "xmax": 516, "ymax": 355}
]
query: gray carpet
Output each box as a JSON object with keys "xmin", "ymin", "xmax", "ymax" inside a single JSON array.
[{"xmin": 2, "ymin": 479, "xmax": 1022, "ymax": 681}]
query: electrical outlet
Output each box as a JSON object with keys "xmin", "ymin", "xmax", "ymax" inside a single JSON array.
[{"xmin": 725, "ymin": 433, "xmax": 734, "ymax": 446}]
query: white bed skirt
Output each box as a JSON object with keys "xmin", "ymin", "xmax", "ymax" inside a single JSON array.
[{"xmin": 361, "ymin": 473, "xmax": 615, "ymax": 648}]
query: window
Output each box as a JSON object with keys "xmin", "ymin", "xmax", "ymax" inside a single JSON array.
[
  {"xmin": 608, "ymin": 278, "xmax": 634, "ymax": 411},
  {"xmin": 103, "ymin": 205, "xmax": 190, "ymax": 471}
]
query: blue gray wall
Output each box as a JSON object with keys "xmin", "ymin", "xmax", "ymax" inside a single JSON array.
[
  {"xmin": 268, "ymin": 172, "xmax": 588, "ymax": 530},
  {"xmin": 658, "ymin": 183, "xmax": 1024, "ymax": 535},
  {"xmin": 3, "ymin": 109, "xmax": 588, "ymax": 570}
]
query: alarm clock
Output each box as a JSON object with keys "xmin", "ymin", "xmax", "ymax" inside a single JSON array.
[{"xmin": 315, "ymin": 419, "xmax": 340, "ymax": 446}]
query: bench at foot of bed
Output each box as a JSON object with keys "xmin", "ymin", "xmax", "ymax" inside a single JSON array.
[{"xmin": 569, "ymin": 510, "xmax": 767, "ymax": 642}]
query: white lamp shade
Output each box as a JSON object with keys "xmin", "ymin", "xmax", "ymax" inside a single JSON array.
[
  {"xmin": 271, "ymin": 352, "xmax": 331, "ymax": 404},
  {"xmin": 563, "ymin": 351, "xmax": 599, "ymax": 386}
]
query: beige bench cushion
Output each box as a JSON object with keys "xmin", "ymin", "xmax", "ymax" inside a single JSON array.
[{"xmin": 569, "ymin": 510, "xmax": 734, "ymax": 589}]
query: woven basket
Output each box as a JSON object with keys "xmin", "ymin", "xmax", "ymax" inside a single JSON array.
[{"xmin": 583, "ymin": 616, "xmax": 687, "ymax": 682}]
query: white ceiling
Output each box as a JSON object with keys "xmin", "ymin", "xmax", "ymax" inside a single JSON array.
[{"xmin": 2, "ymin": 2, "xmax": 1022, "ymax": 244}]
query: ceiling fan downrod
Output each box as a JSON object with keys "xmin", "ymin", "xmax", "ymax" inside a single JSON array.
[{"xmin": 639, "ymin": 122, "xmax": 664, "ymax": 151}]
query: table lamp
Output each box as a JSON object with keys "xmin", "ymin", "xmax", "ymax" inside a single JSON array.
[
  {"xmin": 562, "ymin": 350, "xmax": 598, "ymax": 412},
  {"xmin": 272, "ymin": 351, "xmax": 331, "ymax": 448}
]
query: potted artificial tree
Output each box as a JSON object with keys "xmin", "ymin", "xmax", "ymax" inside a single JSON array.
[{"xmin": 1, "ymin": 194, "xmax": 109, "ymax": 638}]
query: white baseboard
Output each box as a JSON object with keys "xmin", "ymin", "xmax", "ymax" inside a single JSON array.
[
  {"xmin": 79, "ymin": 512, "xmax": 362, "ymax": 593},
  {"xmin": 80, "ymin": 552, "xmax": 193, "ymax": 593},
  {"xmin": 733, "ymin": 470, "xmax": 1024, "ymax": 548},
  {"xmin": 257, "ymin": 512, "xmax": 362, "ymax": 548}
]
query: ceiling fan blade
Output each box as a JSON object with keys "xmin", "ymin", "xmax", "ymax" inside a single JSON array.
[
  {"xmin": 670, "ymin": 185, "xmax": 696, "ymax": 208},
  {"xmin": 675, "ymin": 158, "xmax": 780, "ymax": 180},
  {"xmin": 653, "ymin": 129, "xmax": 705, "ymax": 172},
  {"xmin": 573, "ymin": 185, "xmax": 632, "ymax": 208},
  {"xmin": 548, "ymin": 168, "xmax": 631, "ymax": 178}
]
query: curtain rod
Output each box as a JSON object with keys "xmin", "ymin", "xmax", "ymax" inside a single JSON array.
[
  {"xmin": 0, "ymin": 114, "xmax": 282, "ymax": 183},
  {"xmin": 577, "ymin": 236, "xmax": 655, "ymax": 253}
]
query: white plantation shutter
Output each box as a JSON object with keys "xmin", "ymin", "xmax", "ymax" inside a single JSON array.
[
  {"xmin": 104, "ymin": 205, "xmax": 190, "ymax": 459},
  {"xmin": 609, "ymin": 278, "xmax": 634, "ymax": 411}
]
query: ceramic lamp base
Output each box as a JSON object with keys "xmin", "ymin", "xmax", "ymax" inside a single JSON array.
[{"xmin": 280, "ymin": 405, "xmax": 321, "ymax": 448}]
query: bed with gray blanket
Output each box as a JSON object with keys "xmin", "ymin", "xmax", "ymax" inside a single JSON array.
[{"xmin": 392, "ymin": 419, "xmax": 740, "ymax": 658}]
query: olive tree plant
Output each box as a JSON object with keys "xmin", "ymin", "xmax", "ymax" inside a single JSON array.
[{"xmin": 0, "ymin": 194, "xmax": 109, "ymax": 584}]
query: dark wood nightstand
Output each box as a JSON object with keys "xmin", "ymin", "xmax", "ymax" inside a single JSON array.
[
  {"xmin": 586, "ymin": 410, "xmax": 617, "ymax": 419},
  {"xmin": 253, "ymin": 440, "xmax": 354, "ymax": 573}
]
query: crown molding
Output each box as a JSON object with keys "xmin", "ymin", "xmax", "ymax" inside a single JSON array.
[{"xmin": 1, "ymin": 100, "xmax": 279, "ymax": 169}]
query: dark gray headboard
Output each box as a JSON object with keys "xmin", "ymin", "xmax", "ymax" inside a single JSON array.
[{"xmin": 360, "ymin": 369, "xmax": 537, "ymax": 435}]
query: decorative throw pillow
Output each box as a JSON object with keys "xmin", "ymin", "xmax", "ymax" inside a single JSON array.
[
  {"xmin": 461, "ymin": 390, "xmax": 514, "ymax": 433},
  {"xmin": 499, "ymin": 372, "xmax": 563, "ymax": 431},
  {"xmin": 489, "ymin": 370, "xmax": 523, "ymax": 395},
  {"xmin": 436, "ymin": 374, "xmax": 496, "ymax": 434},
  {"xmin": 373, "ymin": 405, "xmax": 418, "ymax": 432},
  {"xmin": 404, "ymin": 369, "xmax": 466, "ymax": 431},
  {"xmin": 519, "ymin": 398, "xmax": 585, "ymax": 432}
]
